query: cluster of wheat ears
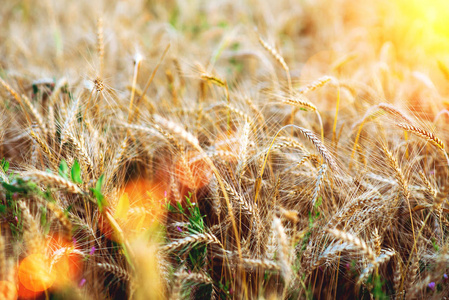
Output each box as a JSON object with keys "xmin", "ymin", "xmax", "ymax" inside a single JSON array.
[{"xmin": 1, "ymin": 0, "xmax": 449, "ymax": 299}]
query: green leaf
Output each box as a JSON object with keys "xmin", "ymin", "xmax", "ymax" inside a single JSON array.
[
  {"xmin": 59, "ymin": 160, "xmax": 69, "ymax": 179},
  {"xmin": 176, "ymin": 201, "xmax": 184, "ymax": 213},
  {"xmin": 64, "ymin": 204, "xmax": 73, "ymax": 216},
  {"xmin": 40, "ymin": 207, "xmax": 47, "ymax": 227},
  {"xmin": 431, "ymin": 238, "xmax": 439, "ymax": 251},
  {"xmin": 71, "ymin": 160, "xmax": 83, "ymax": 184},
  {"xmin": 1, "ymin": 158, "xmax": 9, "ymax": 172},
  {"xmin": 96, "ymin": 174, "xmax": 104, "ymax": 192},
  {"xmin": 166, "ymin": 202, "xmax": 176, "ymax": 213},
  {"xmin": 314, "ymin": 196, "xmax": 322, "ymax": 209},
  {"xmin": 372, "ymin": 275, "xmax": 387, "ymax": 300},
  {"xmin": 91, "ymin": 174, "xmax": 106, "ymax": 212},
  {"xmin": 2, "ymin": 182, "xmax": 26, "ymax": 193}
]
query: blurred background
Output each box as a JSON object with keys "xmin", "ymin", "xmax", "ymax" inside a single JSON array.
[{"xmin": 2, "ymin": 0, "xmax": 449, "ymax": 109}]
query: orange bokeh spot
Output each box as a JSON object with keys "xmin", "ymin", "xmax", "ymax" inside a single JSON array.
[
  {"xmin": 46, "ymin": 235, "xmax": 83, "ymax": 288},
  {"xmin": 0, "ymin": 281, "xmax": 17, "ymax": 300},
  {"xmin": 18, "ymin": 254, "xmax": 55, "ymax": 294},
  {"xmin": 18, "ymin": 279, "xmax": 41, "ymax": 299},
  {"xmin": 175, "ymin": 151, "xmax": 212, "ymax": 189},
  {"xmin": 98, "ymin": 210, "xmax": 116, "ymax": 241},
  {"xmin": 18, "ymin": 234, "xmax": 83, "ymax": 298},
  {"xmin": 99, "ymin": 178, "xmax": 168, "ymax": 241}
]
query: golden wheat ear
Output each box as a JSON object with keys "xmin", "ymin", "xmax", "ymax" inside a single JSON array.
[
  {"xmin": 395, "ymin": 122, "xmax": 449, "ymax": 167},
  {"xmin": 257, "ymin": 31, "xmax": 292, "ymax": 91},
  {"xmin": 395, "ymin": 123, "xmax": 444, "ymax": 151}
]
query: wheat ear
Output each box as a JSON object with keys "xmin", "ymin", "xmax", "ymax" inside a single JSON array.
[
  {"xmin": 378, "ymin": 103, "xmax": 415, "ymax": 124},
  {"xmin": 327, "ymin": 229, "xmax": 376, "ymax": 263},
  {"xmin": 397, "ymin": 122, "xmax": 449, "ymax": 168},
  {"xmin": 395, "ymin": 123, "xmax": 445, "ymax": 150},
  {"xmin": 29, "ymin": 129, "xmax": 53, "ymax": 161},
  {"xmin": 161, "ymin": 232, "xmax": 223, "ymax": 253},
  {"xmin": 22, "ymin": 170, "xmax": 84, "ymax": 194},
  {"xmin": 298, "ymin": 76, "xmax": 332, "ymax": 94},
  {"xmin": 255, "ymin": 124, "xmax": 338, "ymax": 205},
  {"xmin": 280, "ymin": 96, "xmax": 317, "ymax": 111},
  {"xmin": 258, "ymin": 34, "xmax": 292, "ymax": 90},
  {"xmin": 0, "ymin": 78, "xmax": 32, "ymax": 125},
  {"xmin": 18, "ymin": 201, "xmax": 44, "ymax": 253},
  {"xmin": 273, "ymin": 217, "xmax": 292, "ymax": 283},
  {"xmin": 97, "ymin": 263, "xmax": 131, "ymax": 282}
]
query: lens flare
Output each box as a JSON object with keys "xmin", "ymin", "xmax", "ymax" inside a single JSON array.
[
  {"xmin": 99, "ymin": 178, "xmax": 168, "ymax": 241},
  {"xmin": 0, "ymin": 281, "xmax": 17, "ymax": 300},
  {"xmin": 18, "ymin": 253, "xmax": 55, "ymax": 294}
]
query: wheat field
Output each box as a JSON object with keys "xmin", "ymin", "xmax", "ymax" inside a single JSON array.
[{"xmin": 1, "ymin": 0, "xmax": 449, "ymax": 299}]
